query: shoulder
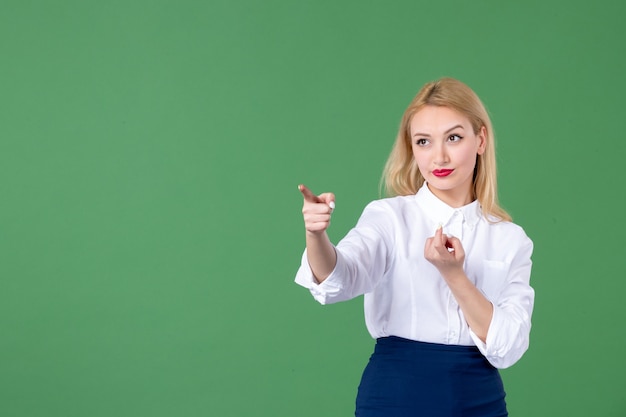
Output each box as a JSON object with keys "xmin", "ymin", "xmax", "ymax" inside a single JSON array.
[
  {"xmin": 363, "ymin": 194, "xmax": 416, "ymax": 213},
  {"xmin": 481, "ymin": 217, "xmax": 534, "ymax": 255},
  {"xmin": 488, "ymin": 218, "xmax": 530, "ymax": 238},
  {"xmin": 355, "ymin": 195, "xmax": 417, "ymax": 233}
]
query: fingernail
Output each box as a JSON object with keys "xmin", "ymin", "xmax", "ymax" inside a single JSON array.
[
  {"xmin": 329, "ymin": 201, "xmax": 336, "ymax": 210},
  {"xmin": 436, "ymin": 222, "xmax": 443, "ymax": 231}
]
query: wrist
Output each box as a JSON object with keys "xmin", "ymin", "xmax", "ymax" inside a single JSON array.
[{"xmin": 440, "ymin": 268, "xmax": 467, "ymax": 285}]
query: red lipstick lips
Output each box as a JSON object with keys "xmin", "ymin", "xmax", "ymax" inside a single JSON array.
[{"xmin": 432, "ymin": 169, "xmax": 454, "ymax": 177}]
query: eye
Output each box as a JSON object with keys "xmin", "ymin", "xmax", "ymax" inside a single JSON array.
[
  {"xmin": 448, "ymin": 134, "xmax": 462, "ymax": 142},
  {"xmin": 415, "ymin": 138, "xmax": 429, "ymax": 146}
]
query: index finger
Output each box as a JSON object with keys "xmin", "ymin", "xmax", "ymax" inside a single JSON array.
[{"xmin": 298, "ymin": 184, "xmax": 322, "ymax": 203}]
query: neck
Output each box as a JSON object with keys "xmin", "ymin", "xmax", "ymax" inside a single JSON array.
[{"xmin": 427, "ymin": 183, "xmax": 474, "ymax": 208}]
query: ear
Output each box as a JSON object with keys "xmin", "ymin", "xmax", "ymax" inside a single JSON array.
[{"xmin": 476, "ymin": 126, "xmax": 487, "ymax": 155}]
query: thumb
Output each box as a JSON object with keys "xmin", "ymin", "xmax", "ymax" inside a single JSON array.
[
  {"xmin": 446, "ymin": 234, "xmax": 459, "ymax": 245},
  {"xmin": 298, "ymin": 184, "xmax": 321, "ymax": 203},
  {"xmin": 446, "ymin": 236, "xmax": 464, "ymax": 256},
  {"xmin": 318, "ymin": 192, "xmax": 336, "ymax": 211}
]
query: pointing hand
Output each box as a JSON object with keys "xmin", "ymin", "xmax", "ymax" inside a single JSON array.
[{"xmin": 298, "ymin": 184, "xmax": 335, "ymax": 234}]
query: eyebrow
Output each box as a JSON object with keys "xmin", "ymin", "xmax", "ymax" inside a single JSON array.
[{"xmin": 412, "ymin": 124, "xmax": 465, "ymax": 137}]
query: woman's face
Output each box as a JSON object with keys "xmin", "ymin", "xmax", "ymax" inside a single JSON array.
[{"xmin": 410, "ymin": 105, "xmax": 486, "ymax": 207}]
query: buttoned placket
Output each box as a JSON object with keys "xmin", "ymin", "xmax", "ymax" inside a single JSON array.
[{"xmin": 444, "ymin": 209, "xmax": 465, "ymax": 345}]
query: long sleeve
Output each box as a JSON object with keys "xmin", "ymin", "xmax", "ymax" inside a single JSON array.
[
  {"xmin": 470, "ymin": 236, "xmax": 534, "ymax": 369},
  {"xmin": 294, "ymin": 201, "xmax": 394, "ymax": 305}
]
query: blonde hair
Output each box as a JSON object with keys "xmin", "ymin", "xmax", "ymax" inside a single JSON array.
[{"xmin": 381, "ymin": 77, "xmax": 511, "ymax": 222}]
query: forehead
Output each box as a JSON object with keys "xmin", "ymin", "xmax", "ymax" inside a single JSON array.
[{"xmin": 409, "ymin": 106, "xmax": 472, "ymax": 133}]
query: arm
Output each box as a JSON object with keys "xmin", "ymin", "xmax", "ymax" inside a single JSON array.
[
  {"xmin": 477, "ymin": 238, "xmax": 534, "ymax": 368},
  {"xmin": 425, "ymin": 225, "xmax": 535, "ymax": 368},
  {"xmin": 298, "ymin": 184, "xmax": 337, "ymax": 283},
  {"xmin": 295, "ymin": 187, "xmax": 392, "ymax": 304},
  {"xmin": 425, "ymin": 225, "xmax": 493, "ymax": 342}
]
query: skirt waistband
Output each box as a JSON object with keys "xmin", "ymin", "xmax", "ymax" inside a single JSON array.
[{"xmin": 375, "ymin": 336, "xmax": 483, "ymax": 357}]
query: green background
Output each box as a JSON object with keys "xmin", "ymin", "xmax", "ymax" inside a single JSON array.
[{"xmin": 1, "ymin": 0, "xmax": 625, "ymax": 416}]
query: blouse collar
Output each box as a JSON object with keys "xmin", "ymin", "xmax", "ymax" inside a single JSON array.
[{"xmin": 414, "ymin": 182, "xmax": 482, "ymax": 230}]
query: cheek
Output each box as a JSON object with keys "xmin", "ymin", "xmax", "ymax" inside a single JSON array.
[
  {"xmin": 412, "ymin": 152, "xmax": 431, "ymax": 176},
  {"xmin": 412, "ymin": 149, "xmax": 426, "ymax": 166},
  {"xmin": 458, "ymin": 147, "xmax": 479, "ymax": 168}
]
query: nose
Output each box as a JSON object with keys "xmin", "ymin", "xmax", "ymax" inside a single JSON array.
[{"xmin": 433, "ymin": 142, "xmax": 449, "ymax": 166}]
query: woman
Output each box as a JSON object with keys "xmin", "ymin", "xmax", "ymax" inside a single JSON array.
[{"xmin": 295, "ymin": 77, "xmax": 534, "ymax": 416}]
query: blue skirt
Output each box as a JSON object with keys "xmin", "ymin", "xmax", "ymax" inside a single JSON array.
[{"xmin": 355, "ymin": 336, "xmax": 507, "ymax": 417}]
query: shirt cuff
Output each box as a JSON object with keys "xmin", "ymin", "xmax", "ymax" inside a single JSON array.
[
  {"xmin": 469, "ymin": 303, "xmax": 528, "ymax": 369},
  {"xmin": 294, "ymin": 248, "xmax": 345, "ymax": 304}
]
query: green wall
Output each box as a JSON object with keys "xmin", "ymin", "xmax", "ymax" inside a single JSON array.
[{"xmin": 1, "ymin": 1, "xmax": 625, "ymax": 415}]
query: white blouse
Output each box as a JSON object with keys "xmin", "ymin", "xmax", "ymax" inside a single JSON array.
[{"xmin": 295, "ymin": 183, "xmax": 534, "ymax": 369}]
